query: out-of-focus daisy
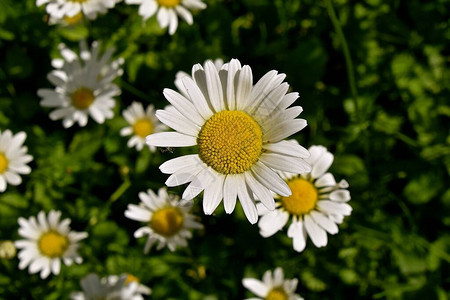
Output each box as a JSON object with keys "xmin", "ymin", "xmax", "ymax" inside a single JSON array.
[
  {"xmin": 107, "ymin": 274, "xmax": 152, "ymax": 299},
  {"xmin": 48, "ymin": 11, "xmax": 84, "ymax": 26},
  {"xmin": 242, "ymin": 267, "xmax": 303, "ymax": 300},
  {"xmin": 36, "ymin": 0, "xmax": 121, "ymax": 21},
  {"xmin": 147, "ymin": 59, "xmax": 310, "ymax": 224},
  {"xmin": 125, "ymin": 0, "xmax": 207, "ymax": 35},
  {"xmin": 124, "ymin": 187, "xmax": 203, "ymax": 252},
  {"xmin": 120, "ymin": 102, "xmax": 166, "ymax": 151},
  {"xmin": 38, "ymin": 41, "xmax": 123, "ymax": 128},
  {"xmin": 70, "ymin": 273, "xmax": 147, "ymax": 300},
  {"xmin": 174, "ymin": 58, "xmax": 223, "ymax": 98},
  {"xmin": 258, "ymin": 145, "xmax": 351, "ymax": 252},
  {"xmin": 15, "ymin": 210, "xmax": 88, "ymax": 279},
  {"xmin": 0, "ymin": 130, "xmax": 33, "ymax": 193}
]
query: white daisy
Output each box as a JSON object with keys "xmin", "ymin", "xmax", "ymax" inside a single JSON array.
[
  {"xmin": 70, "ymin": 273, "xmax": 147, "ymax": 300},
  {"xmin": 38, "ymin": 40, "xmax": 123, "ymax": 128},
  {"xmin": 146, "ymin": 59, "xmax": 311, "ymax": 224},
  {"xmin": 242, "ymin": 267, "xmax": 304, "ymax": 300},
  {"xmin": 257, "ymin": 145, "xmax": 352, "ymax": 252},
  {"xmin": 124, "ymin": 187, "xmax": 203, "ymax": 252},
  {"xmin": 15, "ymin": 210, "xmax": 88, "ymax": 279},
  {"xmin": 36, "ymin": 0, "xmax": 121, "ymax": 21},
  {"xmin": 120, "ymin": 101, "xmax": 167, "ymax": 151},
  {"xmin": 0, "ymin": 130, "xmax": 33, "ymax": 193},
  {"xmin": 125, "ymin": 0, "xmax": 207, "ymax": 35},
  {"xmin": 107, "ymin": 274, "xmax": 152, "ymax": 299}
]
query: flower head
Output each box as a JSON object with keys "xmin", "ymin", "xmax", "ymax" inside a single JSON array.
[
  {"xmin": 120, "ymin": 102, "xmax": 167, "ymax": 151},
  {"xmin": 0, "ymin": 130, "xmax": 33, "ymax": 193},
  {"xmin": 147, "ymin": 59, "xmax": 310, "ymax": 224},
  {"xmin": 125, "ymin": 0, "xmax": 207, "ymax": 35},
  {"xmin": 36, "ymin": 0, "xmax": 121, "ymax": 21},
  {"xmin": 124, "ymin": 187, "xmax": 203, "ymax": 252},
  {"xmin": 38, "ymin": 41, "xmax": 123, "ymax": 128},
  {"xmin": 258, "ymin": 145, "xmax": 352, "ymax": 252},
  {"xmin": 242, "ymin": 267, "xmax": 303, "ymax": 300},
  {"xmin": 70, "ymin": 273, "xmax": 150, "ymax": 300},
  {"xmin": 15, "ymin": 210, "xmax": 88, "ymax": 279}
]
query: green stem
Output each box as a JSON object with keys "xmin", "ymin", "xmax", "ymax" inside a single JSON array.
[
  {"xmin": 326, "ymin": 0, "xmax": 359, "ymax": 117},
  {"xmin": 109, "ymin": 179, "xmax": 131, "ymax": 202},
  {"xmin": 119, "ymin": 79, "xmax": 153, "ymax": 102}
]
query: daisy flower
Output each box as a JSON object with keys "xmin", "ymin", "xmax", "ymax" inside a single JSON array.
[
  {"xmin": 0, "ymin": 130, "xmax": 33, "ymax": 193},
  {"xmin": 125, "ymin": 0, "xmax": 207, "ymax": 35},
  {"xmin": 242, "ymin": 267, "xmax": 303, "ymax": 300},
  {"xmin": 36, "ymin": 0, "xmax": 121, "ymax": 21},
  {"xmin": 107, "ymin": 274, "xmax": 152, "ymax": 299},
  {"xmin": 38, "ymin": 41, "xmax": 123, "ymax": 128},
  {"xmin": 124, "ymin": 187, "xmax": 203, "ymax": 252},
  {"xmin": 70, "ymin": 273, "xmax": 147, "ymax": 300},
  {"xmin": 258, "ymin": 145, "xmax": 352, "ymax": 252},
  {"xmin": 120, "ymin": 102, "xmax": 167, "ymax": 151},
  {"xmin": 146, "ymin": 59, "xmax": 311, "ymax": 224},
  {"xmin": 15, "ymin": 210, "xmax": 88, "ymax": 279}
]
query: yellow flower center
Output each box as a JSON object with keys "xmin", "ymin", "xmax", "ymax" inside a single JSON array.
[
  {"xmin": 150, "ymin": 207, "xmax": 184, "ymax": 237},
  {"xmin": 197, "ymin": 110, "xmax": 263, "ymax": 175},
  {"xmin": 265, "ymin": 287, "xmax": 288, "ymax": 300},
  {"xmin": 0, "ymin": 153, "xmax": 8, "ymax": 174},
  {"xmin": 156, "ymin": 0, "xmax": 181, "ymax": 8},
  {"xmin": 64, "ymin": 12, "xmax": 83, "ymax": 25},
  {"xmin": 125, "ymin": 274, "xmax": 140, "ymax": 285},
  {"xmin": 71, "ymin": 87, "xmax": 95, "ymax": 110},
  {"xmin": 281, "ymin": 178, "xmax": 318, "ymax": 215},
  {"xmin": 38, "ymin": 231, "xmax": 69, "ymax": 258},
  {"xmin": 133, "ymin": 119, "xmax": 154, "ymax": 138}
]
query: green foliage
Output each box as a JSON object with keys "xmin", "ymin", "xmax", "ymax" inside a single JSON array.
[{"xmin": 0, "ymin": 0, "xmax": 449, "ymax": 299}]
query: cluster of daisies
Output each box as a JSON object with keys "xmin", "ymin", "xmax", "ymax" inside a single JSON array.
[
  {"xmin": 0, "ymin": 0, "xmax": 353, "ymax": 298},
  {"xmin": 37, "ymin": 0, "xmax": 206, "ymax": 35}
]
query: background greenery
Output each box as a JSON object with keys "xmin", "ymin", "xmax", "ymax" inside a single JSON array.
[{"xmin": 0, "ymin": 0, "xmax": 449, "ymax": 299}]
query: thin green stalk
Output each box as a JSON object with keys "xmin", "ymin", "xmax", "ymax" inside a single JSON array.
[{"xmin": 326, "ymin": 0, "xmax": 359, "ymax": 118}]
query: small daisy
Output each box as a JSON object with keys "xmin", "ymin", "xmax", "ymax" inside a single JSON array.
[
  {"xmin": 124, "ymin": 187, "xmax": 203, "ymax": 252},
  {"xmin": 0, "ymin": 130, "xmax": 33, "ymax": 193},
  {"xmin": 15, "ymin": 210, "xmax": 88, "ymax": 279},
  {"xmin": 125, "ymin": 0, "xmax": 207, "ymax": 35},
  {"xmin": 36, "ymin": 0, "xmax": 121, "ymax": 21},
  {"xmin": 107, "ymin": 274, "xmax": 152, "ymax": 299},
  {"xmin": 120, "ymin": 102, "xmax": 167, "ymax": 151},
  {"xmin": 38, "ymin": 40, "xmax": 123, "ymax": 128},
  {"xmin": 258, "ymin": 145, "xmax": 352, "ymax": 252},
  {"xmin": 70, "ymin": 273, "xmax": 146, "ymax": 300},
  {"xmin": 146, "ymin": 59, "xmax": 311, "ymax": 224},
  {"xmin": 242, "ymin": 267, "xmax": 303, "ymax": 300}
]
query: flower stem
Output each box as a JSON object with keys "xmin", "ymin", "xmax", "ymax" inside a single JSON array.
[{"xmin": 326, "ymin": 0, "xmax": 359, "ymax": 118}]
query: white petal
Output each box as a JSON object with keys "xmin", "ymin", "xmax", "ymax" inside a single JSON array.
[
  {"xmin": 223, "ymin": 175, "xmax": 238, "ymax": 214},
  {"xmin": 181, "ymin": 76, "xmax": 214, "ymax": 120},
  {"xmin": 309, "ymin": 210, "xmax": 339, "ymax": 234},
  {"xmin": 236, "ymin": 176, "xmax": 258, "ymax": 224},
  {"xmin": 251, "ymin": 162, "xmax": 291, "ymax": 197},
  {"xmin": 304, "ymin": 214, "xmax": 328, "ymax": 247},
  {"xmin": 259, "ymin": 153, "xmax": 311, "ymax": 174},
  {"xmin": 311, "ymin": 151, "xmax": 334, "ymax": 179},
  {"xmin": 146, "ymin": 132, "xmax": 197, "ymax": 147},
  {"xmin": 258, "ymin": 209, "xmax": 289, "ymax": 237},
  {"xmin": 235, "ymin": 65, "xmax": 253, "ymax": 110},
  {"xmin": 163, "ymin": 88, "xmax": 204, "ymax": 126},
  {"xmin": 159, "ymin": 154, "xmax": 201, "ymax": 174},
  {"xmin": 288, "ymin": 219, "xmax": 307, "ymax": 252},
  {"xmin": 244, "ymin": 172, "xmax": 275, "ymax": 211},
  {"xmin": 203, "ymin": 175, "xmax": 224, "ymax": 215},
  {"xmin": 317, "ymin": 200, "xmax": 352, "ymax": 216},
  {"xmin": 225, "ymin": 59, "xmax": 241, "ymax": 110},
  {"xmin": 156, "ymin": 108, "xmax": 199, "ymax": 136},
  {"xmin": 263, "ymin": 140, "xmax": 310, "ymax": 158},
  {"xmin": 315, "ymin": 173, "xmax": 336, "ymax": 188},
  {"xmin": 204, "ymin": 60, "xmax": 225, "ymax": 112},
  {"xmin": 264, "ymin": 119, "xmax": 307, "ymax": 143},
  {"xmin": 329, "ymin": 190, "xmax": 351, "ymax": 202},
  {"xmin": 242, "ymin": 279, "xmax": 268, "ymax": 298}
]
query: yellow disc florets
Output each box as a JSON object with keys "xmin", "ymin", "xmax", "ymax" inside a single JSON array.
[
  {"xmin": 150, "ymin": 207, "xmax": 184, "ymax": 237},
  {"xmin": 125, "ymin": 274, "xmax": 140, "ymax": 285},
  {"xmin": 265, "ymin": 287, "xmax": 288, "ymax": 300},
  {"xmin": 38, "ymin": 231, "xmax": 69, "ymax": 258},
  {"xmin": 157, "ymin": 0, "xmax": 181, "ymax": 8},
  {"xmin": 281, "ymin": 178, "xmax": 318, "ymax": 216},
  {"xmin": 64, "ymin": 12, "xmax": 83, "ymax": 25},
  {"xmin": 71, "ymin": 87, "xmax": 95, "ymax": 110},
  {"xmin": 0, "ymin": 153, "xmax": 8, "ymax": 174},
  {"xmin": 197, "ymin": 110, "xmax": 263, "ymax": 175},
  {"xmin": 133, "ymin": 119, "xmax": 154, "ymax": 138}
]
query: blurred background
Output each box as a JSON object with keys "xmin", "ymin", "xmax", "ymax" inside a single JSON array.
[{"xmin": 0, "ymin": 0, "xmax": 449, "ymax": 299}]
